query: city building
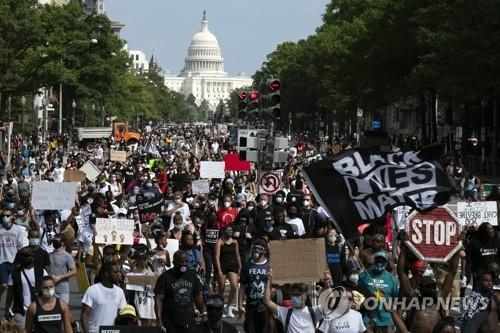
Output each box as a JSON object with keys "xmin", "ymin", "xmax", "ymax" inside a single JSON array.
[
  {"xmin": 38, "ymin": 0, "xmax": 70, "ymax": 5},
  {"xmin": 128, "ymin": 50, "xmax": 150, "ymax": 74},
  {"xmin": 82, "ymin": 0, "xmax": 104, "ymax": 15},
  {"xmin": 164, "ymin": 11, "xmax": 253, "ymax": 110}
]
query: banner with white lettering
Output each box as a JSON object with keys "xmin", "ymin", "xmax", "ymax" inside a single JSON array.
[
  {"xmin": 303, "ymin": 144, "xmax": 454, "ymax": 239},
  {"xmin": 456, "ymin": 201, "xmax": 498, "ymax": 227}
]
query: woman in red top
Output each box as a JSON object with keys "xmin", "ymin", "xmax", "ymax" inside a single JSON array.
[{"xmin": 215, "ymin": 196, "xmax": 238, "ymax": 230}]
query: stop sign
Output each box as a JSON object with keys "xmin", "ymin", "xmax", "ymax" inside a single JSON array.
[{"xmin": 405, "ymin": 206, "xmax": 462, "ymax": 263}]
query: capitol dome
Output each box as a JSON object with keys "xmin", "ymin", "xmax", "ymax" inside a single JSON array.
[{"xmin": 181, "ymin": 11, "xmax": 227, "ymax": 77}]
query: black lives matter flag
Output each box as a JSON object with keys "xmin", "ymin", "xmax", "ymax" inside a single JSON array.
[{"xmin": 302, "ymin": 144, "xmax": 454, "ymax": 240}]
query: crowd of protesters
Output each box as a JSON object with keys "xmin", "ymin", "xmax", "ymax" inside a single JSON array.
[{"xmin": 0, "ymin": 124, "xmax": 499, "ymax": 333}]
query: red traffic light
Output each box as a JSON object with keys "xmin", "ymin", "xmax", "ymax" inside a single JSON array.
[
  {"xmin": 238, "ymin": 91, "xmax": 247, "ymax": 100},
  {"xmin": 249, "ymin": 91, "xmax": 259, "ymax": 100},
  {"xmin": 269, "ymin": 80, "xmax": 281, "ymax": 92}
]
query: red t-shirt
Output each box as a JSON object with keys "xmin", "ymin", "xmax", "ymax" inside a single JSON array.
[{"xmin": 215, "ymin": 208, "xmax": 238, "ymax": 230}]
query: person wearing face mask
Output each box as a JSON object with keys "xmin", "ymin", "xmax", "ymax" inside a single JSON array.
[
  {"xmin": 285, "ymin": 203, "xmax": 306, "ymax": 237},
  {"xmin": 325, "ymin": 227, "xmax": 346, "ymax": 286},
  {"xmin": 214, "ymin": 225, "xmax": 241, "ymax": 318},
  {"xmin": 40, "ymin": 213, "xmax": 58, "ymax": 253},
  {"xmin": 0, "ymin": 207, "xmax": 25, "ymax": 302},
  {"xmin": 358, "ymin": 252, "xmax": 399, "ymax": 332},
  {"xmin": 49, "ymin": 234, "xmax": 77, "ymax": 303},
  {"xmin": 254, "ymin": 194, "xmax": 272, "ymax": 231},
  {"xmin": 5, "ymin": 247, "xmax": 48, "ymax": 328},
  {"xmin": 238, "ymin": 238, "xmax": 271, "ymax": 333},
  {"xmin": 154, "ymin": 250, "xmax": 206, "ymax": 333},
  {"xmin": 24, "ymin": 276, "xmax": 74, "ymax": 333},
  {"xmin": 180, "ymin": 230, "xmax": 205, "ymax": 272},
  {"xmin": 81, "ymin": 262, "xmax": 127, "ymax": 333},
  {"xmin": 197, "ymin": 294, "xmax": 239, "ymax": 333},
  {"xmin": 264, "ymin": 275, "xmax": 324, "ymax": 333},
  {"xmin": 216, "ymin": 197, "xmax": 238, "ymax": 230},
  {"xmin": 166, "ymin": 191, "xmax": 191, "ymax": 227},
  {"xmin": 318, "ymin": 289, "xmax": 366, "ymax": 333},
  {"xmin": 28, "ymin": 229, "xmax": 53, "ymax": 280},
  {"xmin": 273, "ymin": 191, "xmax": 287, "ymax": 211},
  {"xmin": 233, "ymin": 210, "xmax": 256, "ymax": 264}
]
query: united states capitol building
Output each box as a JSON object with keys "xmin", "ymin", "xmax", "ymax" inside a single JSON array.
[{"xmin": 164, "ymin": 12, "xmax": 253, "ymax": 110}]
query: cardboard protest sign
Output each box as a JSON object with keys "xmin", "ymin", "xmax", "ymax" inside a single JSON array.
[
  {"xmin": 110, "ymin": 150, "xmax": 127, "ymax": 163},
  {"xmin": 79, "ymin": 160, "xmax": 101, "ymax": 181},
  {"xmin": 64, "ymin": 169, "xmax": 86, "ymax": 182},
  {"xmin": 32, "ymin": 182, "xmax": 77, "ymax": 210},
  {"xmin": 126, "ymin": 274, "xmax": 158, "ymax": 287},
  {"xmin": 269, "ymin": 238, "xmax": 327, "ymax": 284},
  {"xmin": 95, "ymin": 218, "xmax": 135, "ymax": 245},
  {"xmin": 192, "ymin": 180, "xmax": 210, "ymax": 194},
  {"xmin": 456, "ymin": 201, "xmax": 498, "ymax": 226},
  {"xmin": 138, "ymin": 197, "xmax": 164, "ymax": 224},
  {"xmin": 200, "ymin": 161, "xmax": 225, "ymax": 179},
  {"xmin": 76, "ymin": 262, "xmax": 90, "ymax": 293}
]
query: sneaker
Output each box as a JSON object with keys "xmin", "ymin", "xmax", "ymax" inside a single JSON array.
[
  {"xmin": 222, "ymin": 307, "xmax": 228, "ymax": 318},
  {"xmin": 226, "ymin": 307, "xmax": 235, "ymax": 318}
]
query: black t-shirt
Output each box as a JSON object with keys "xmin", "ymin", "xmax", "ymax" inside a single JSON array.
[
  {"xmin": 325, "ymin": 244, "xmax": 345, "ymax": 287},
  {"xmin": 195, "ymin": 322, "xmax": 238, "ymax": 333},
  {"xmin": 466, "ymin": 236, "xmax": 500, "ymax": 272},
  {"xmin": 233, "ymin": 222, "xmax": 256, "ymax": 255},
  {"xmin": 264, "ymin": 223, "xmax": 295, "ymax": 241},
  {"xmin": 154, "ymin": 269, "xmax": 202, "ymax": 326},
  {"xmin": 171, "ymin": 173, "xmax": 188, "ymax": 192}
]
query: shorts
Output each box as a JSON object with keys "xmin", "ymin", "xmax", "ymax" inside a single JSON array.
[
  {"xmin": 0, "ymin": 262, "xmax": 15, "ymax": 284},
  {"xmin": 221, "ymin": 262, "xmax": 239, "ymax": 275}
]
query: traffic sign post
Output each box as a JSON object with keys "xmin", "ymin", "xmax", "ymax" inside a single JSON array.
[
  {"xmin": 259, "ymin": 171, "xmax": 281, "ymax": 194},
  {"xmin": 405, "ymin": 206, "xmax": 461, "ymax": 263}
]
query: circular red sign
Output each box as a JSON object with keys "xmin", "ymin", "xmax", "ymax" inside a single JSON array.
[
  {"xmin": 269, "ymin": 80, "xmax": 281, "ymax": 91},
  {"xmin": 405, "ymin": 207, "xmax": 461, "ymax": 263}
]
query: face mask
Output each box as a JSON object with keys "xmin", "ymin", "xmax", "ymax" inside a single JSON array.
[
  {"xmin": 133, "ymin": 189, "xmax": 140, "ymax": 194},
  {"xmin": 275, "ymin": 197, "xmax": 283, "ymax": 203},
  {"xmin": 179, "ymin": 266, "xmax": 187, "ymax": 273},
  {"xmin": 174, "ymin": 224, "xmax": 184, "ymax": 231},
  {"xmin": 87, "ymin": 198, "xmax": 94, "ymax": 204},
  {"xmin": 303, "ymin": 200, "xmax": 310, "ymax": 207},
  {"xmin": 146, "ymin": 183, "xmax": 153, "ymax": 188},
  {"xmin": 288, "ymin": 212, "xmax": 296, "ymax": 218},
  {"xmin": 29, "ymin": 238, "xmax": 40, "ymax": 246},
  {"xmin": 42, "ymin": 287, "xmax": 55, "ymax": 299},
  {"xmin": 327, "ymin": 235, "xmax": 336, "ymax": 245},
  {"xmin": 2, "ymin": 216, "xmax": 12, "ymax": 228},
  {"xmin": 224, "ymin": 229, "xmax": 233, "ymax": 237},
  {"xmin": 264, "ymin": 220, "xmax": 273, "ymax": 230},
  {"xmin": 292, "ymin": 295, "xmax": 305, "ymax": 308},
  {"xmin": 247, "ymin": 206, "xmax": 254, "ymax": 211},
  {"xmin": 373, "ymin": 263, "xmax": 386, "ymax": 274},
  {"xmin": 52, "ymin": 240, "xmax": 62, "ymax": 249},
  {"xmin": 224, "ymin": 202, "xmax": 231, "ymax": 208},
  {"xmin": 349, "ymin": 274, "xmax": 359, "ymax": 284},
  {"xmin": 209, "ymin": 200, "xmax": 216, "ymax": 206},
  {"xmin": 260, "ymin": 200, "xmax": 267, "ymax": 207}
]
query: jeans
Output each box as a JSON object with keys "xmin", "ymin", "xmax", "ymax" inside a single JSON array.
[
  {"xmin": 203, "ymin": 249, "xmax": 215, "ymax": 288},
  {"xmin": 244, "ymin": 300, "xmax": 268, "ymax": 333}
]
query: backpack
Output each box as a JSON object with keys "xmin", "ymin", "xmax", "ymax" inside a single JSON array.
[{"xmin": 284, "ymin": 306, "xmax": 317, "ymax": 333}]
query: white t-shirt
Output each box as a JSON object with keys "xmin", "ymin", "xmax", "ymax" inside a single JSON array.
[
  {"xmin": 0, "ymin": 224, "xmax": 25, "ymax": 263},
  {"xmin": 8, "ymin": 268, "xmax": 48, "ymax": 311},
  {"xmin": 81, "ymin": 282, "xmax": 127, "ymax": 333},
  {"xmin": 277, "ymin": 305, "xmax": 322, "ymax": 333},
  {"xmin": 319, "ymin": 309, "xmax": 366, "ymax": 333},
  {"xmin": 94, "ymin": 147, "xmax": 104, "ymax": 160},
  {"xmin": 53, "ymin": 167, "xmax": 65, "ymax": 182},
  {"xmin": 285, "ymin": 217, "xmax": 306, "ymax": 236},
  {"xmin": 166, "ymin": 202, "xmax": 191, "ymax": 224}
]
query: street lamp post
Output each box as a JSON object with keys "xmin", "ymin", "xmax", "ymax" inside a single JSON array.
[
  {"xmin": 71, "ymin": 99, "xmax": 76, "ymax": 128},
  {"xmin": 21, "ymin": 96, "xmax": 26, "ymax": 132},
  {"xmin": 92, "ymin": 104, "xmax": 96, "ymax": 125}
]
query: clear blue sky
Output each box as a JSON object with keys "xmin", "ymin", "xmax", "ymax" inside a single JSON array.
[{"xmin": 106, "ymin": 0, "xmax": 330, "ymax": 76}]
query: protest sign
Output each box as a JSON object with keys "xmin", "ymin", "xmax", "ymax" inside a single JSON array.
[
  {"xmin": 200, "ymin": 161, "xmax": 225, "ymax": 179},
  {"xmin": 63, "ymin": 169, "xmax": 86, "ymax": 182},
  {"xmin": 32, "ymin": 182, "xmax": 77, "ymax": 210},
  {"xmin": 405, "ymin": 206, "xmax": 461, "ymax": 263},
  {"xmin": 76, "ymin": 262, "xmax": 90, "ymax": 293},
  {"xmin": 110, "ymin": 150, "xmax": 127, "ymax": 163},
  {"xmin": 456, "ymin": 201, "xmax": 498, "ymax": 226},
  {"xmin": 126, "ymin": 275, "xmax": 158, "ymax": 287},
  {"xmin": 192, "ymin": 180, "xmax": 210, "ymax": 194},
  {"xmin": 79, "ymin": 160, "xmax": 101, "ymax": 181},
  {"xmin": 269, "ymin": 238, "xmax": 327, "ymax": 284},
  {"xmin": 138, "ymin": 197, "xmax": 164, "ymax": 224},
  {"xmin": 95, "ymin": 218, "xmax": 135, "ymax": 245},
  {"xmin": 224, "ymin": 154, "xmax": 251, "ymax": 171}
]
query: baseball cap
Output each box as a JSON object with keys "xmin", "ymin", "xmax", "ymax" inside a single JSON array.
[
  {"xmin": 118, "ymin": 305, "xmax": 136, "ymax": 317},
  {"xmin": 206, "ymin": 294, "xmax": 225, "ymax": 308},
  {"xmin": 253, "ymin": 238, "xmax": 268, "ymax": 249},
  {"xmin": 373, "ymin": 251, "xmax": 389, "ymax": 261}
]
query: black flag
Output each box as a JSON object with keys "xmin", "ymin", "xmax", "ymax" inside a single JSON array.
[{"xmin": 302, "ymin": 144, "xmax": 455, "ymax": 240}]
